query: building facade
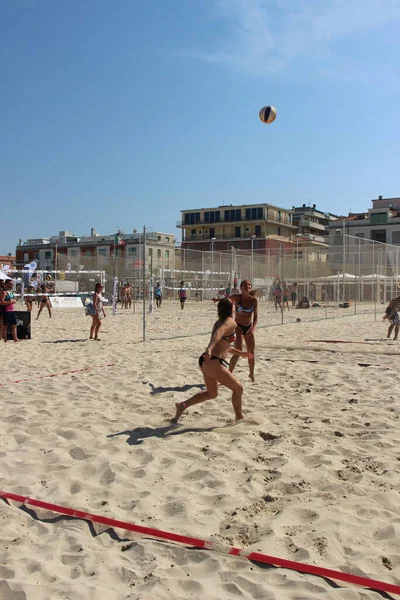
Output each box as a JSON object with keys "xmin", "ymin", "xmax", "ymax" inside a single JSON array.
[
  {"xmin": 292, "ymin": 204, "xmax": 338, "ymax": 246},
  {"xmin": 0, "ymin": 254, "xmax": 16, "ymax": 270},
  {"xmin": 328, "ymin": 196, "xmax": 400, "ymax": 246},
  {"xmin": 178, "ymin": 202, "xmax": 297, "ymax": 252},
  {"xmin": 16, "ymin": 229, "xmax": 176, "ymax": 273}
]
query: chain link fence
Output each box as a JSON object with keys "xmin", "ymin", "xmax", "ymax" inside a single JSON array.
[{"xmin": 41, "ymin": 236, "xmax": 400, "ymax": 339}]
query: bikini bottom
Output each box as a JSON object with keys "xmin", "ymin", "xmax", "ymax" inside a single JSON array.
[
  {"xmin": 199, "ymin": 353, "xmax": 229, "ymax": 369},
  {"xmin": 237, "ymin": 323, "xmax": 252, "ymax": 336}
]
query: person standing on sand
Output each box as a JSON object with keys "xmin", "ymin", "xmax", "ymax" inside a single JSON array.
[
  {"xmin": 282, "ymin": 281, "xmax": 290, "ymax": 311},
  {"xmin": 90, "ymin": 283, "xmax": 106, "ymax": 341},
  {"xmin": 36, "ymin": 284, "xmax": 52, "ymax": 320},
  {"xmin": 291, "ymin": 283, "xmax": 298, "ymax": 307},
  {"xmin": 178, "ymin": 280, "xmax": 186, "ymax": 310},
  {"xmin": 0, "ymin": 279, "xmax": 20, "ymax": 342},
  {"xmin": 229, "ymin": 280, "xmax": 258, "ymax": 382},
  {"xmin": 154, "ymin": 282, "xmax": 163, "ymax": 308},
  {"xmin": 172, "ymin": 298, "xmax": 252, "ymax": 423},
  {"xmin": 383, "ymin": 293, "xmax": 400, "ymax": 340}
]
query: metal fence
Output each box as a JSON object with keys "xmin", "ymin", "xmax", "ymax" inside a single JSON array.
[{"xmin": 35, "ymin": 235, "xmax": 400, "ymax": 340}]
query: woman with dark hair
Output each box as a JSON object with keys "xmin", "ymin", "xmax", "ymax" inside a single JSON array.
[
  {"xmin": 36, "ymin": 284, "xmax": 52, "ymax": 320},
  {"xmin": 172, "ymin": 298, "xmax": 251, "ymax": 423},
  {"xmin": 90, "ymin": 282, "xmax": 106, "ymax": 341},
  {"xmin": 230, "ymin": 280, "xmax": 258, "ymax": 382},
  {"xmin": 178, "ymin": 280, "xmax": 186, "ymax": 310}
]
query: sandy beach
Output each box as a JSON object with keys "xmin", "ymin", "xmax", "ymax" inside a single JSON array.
[{"xmin": 1, "ymin": 301, "xmax": 400, "ymax": 599}]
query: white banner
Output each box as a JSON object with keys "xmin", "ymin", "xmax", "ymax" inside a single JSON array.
[
  {"xmin": 49, "ymin": 296, "xmax": 83, "ymax": 308},
  {"xmin": 112, "ymin": 276, "xmax": 118, "ymax": 315}
]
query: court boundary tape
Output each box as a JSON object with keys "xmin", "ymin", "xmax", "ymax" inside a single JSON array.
[
  {"xmin": 1, "ymin": 491, "xmax": 399, "ymax": 596},
  {"xmin": 0, "ymin": 364, "xmax": 116, "ymax": 387}
]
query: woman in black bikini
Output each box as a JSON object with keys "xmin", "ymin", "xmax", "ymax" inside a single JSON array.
[
  {"xmin": 36, "ymin": 285, "xmax": 52, "ymax": 320},
  {"xmin": 229, "ymin": 280, "xmax": 258, "ymax": 382},
  {"xmin": 172, "ymin": 298, "xmax": 251, "ymax": 423}
]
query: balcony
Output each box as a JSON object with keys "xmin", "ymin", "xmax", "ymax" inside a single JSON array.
[
  {"xmin": 178, "ymin": 216, "xmax": 296, "ymax": 228},
  {"xmin": 299, "ymin": 220, "xmax": 326, "ymax": 231}
]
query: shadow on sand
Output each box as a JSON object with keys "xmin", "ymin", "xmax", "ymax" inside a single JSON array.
[
  {"xmin": 108, "ymin": 423, "xmax": 214, "ymax": 445},
  {"xmin": 42, "ymin": 338, "xmax": 88, "ymax": 344},
  {"xmin": 147, "ymin": 382, "xmax": 204, "ymax": 395}
]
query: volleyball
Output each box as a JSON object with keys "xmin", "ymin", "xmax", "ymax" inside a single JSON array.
[{"xmin": 259, "ymin": 105, "xmax": 277, "ymax": 124}]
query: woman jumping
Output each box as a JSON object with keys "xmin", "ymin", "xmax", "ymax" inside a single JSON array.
[
  {"xmin": 229, "ymin": 279, "xmax": 258, "ymax": 382},
  {"xmin": 172, "ymin": 298, "xmax": 251, "ymax": 423}
]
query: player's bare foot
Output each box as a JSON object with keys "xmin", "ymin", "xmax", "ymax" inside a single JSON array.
[
  {"xmin": 249, "ymin": 373, "xmax": 255, "ymax": 383},
  {"xmin": 171, "ymin": 401, "xmax": 186, "ymax": 423}
]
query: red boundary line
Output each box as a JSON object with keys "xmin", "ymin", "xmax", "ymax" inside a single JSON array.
[
  {"xmin": 0, "ymin": 364, "xmax": 116, "ymax": 387},
  {"xmin": 1, "ymin": 491, "xmax": 399, "ymax": 596}
]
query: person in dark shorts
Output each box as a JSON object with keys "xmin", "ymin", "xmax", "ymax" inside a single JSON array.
[
  {"xmin": 290, "ymin": 283, "xmax": 298, "ymax": 307},
  {"xmin": 0, "ymin": 279, "xmax": 20, "ymax": 342},
  {"xmin": 154, "ymin": 282, "xmax": 163, "ymax": 308},
  {"xmin": 178, "ymin": 281, "xmax": 186, "ymax": 310}
]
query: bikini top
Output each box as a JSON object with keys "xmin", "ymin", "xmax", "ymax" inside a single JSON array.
[
  {"xmin": 236, "ymin": 296, "xmax": 254, "ymax": 314},
  {"xmin": 212, "ymin": 321, "xmax": 236, "ymax": 343}
]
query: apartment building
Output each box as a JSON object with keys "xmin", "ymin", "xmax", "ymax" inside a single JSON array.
[
  {"xmin": 328, "ymin": 196, "xmax": 400, "ymax": 245},
  {"xmin": 178, "ymin": 202, "xmax": 296, "ymax": 252},
  {"xmin": 16, "ymin": 229, "xmax": 176, "ymax": 271},
  {"xmin": 292, "ymin": 204, "xmax": 338, "ymax": 247}
]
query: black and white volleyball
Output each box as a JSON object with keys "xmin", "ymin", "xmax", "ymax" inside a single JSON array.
[{"xmin": 259, "ymin": 105, "xmax": 277, "ymax": 124}]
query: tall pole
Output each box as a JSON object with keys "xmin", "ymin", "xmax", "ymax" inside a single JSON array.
[
  {"xmin": 143, "ymin": 226, "xmax": 146, "ymax": 341},
  {"xmin": 54, "ymin": 238, "xmax": 58, "ymax": 293},
  {"xmin": 250, "ymin": 236, "xmax": 254, "ymax": 283},
  {"xmin": 342, "ymin": 218, "xmax": 345, "ymax": 303},
  {"xmin": 296, "ymin": 237, "xmax": 299, "ymax": 283},
  {"xmin": 112, "ymin": 234, "xmax": 118, "ymax": 316},
  {"xmin": 211, "ymin": 237, "xmax": 216, "ymax": 298}
]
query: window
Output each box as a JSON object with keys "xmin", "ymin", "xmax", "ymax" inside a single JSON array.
[
  {"xmin": 246, "ymin": 207, "xmax": 263, "ymax": 220},
  {"xmin": 158, "ymin": 236, "xmax": 161, "ymax": 242},
  {"xmin": 255, "ymin": 225, "xmax": 261, "ymax": 236},
  {"xmin": 370, "ymin": 213, "xmax": 387, "ymax": 225},
  {"xmin": 277, "ymin": 227, "xmax": 281, "ymax": 236},
  {"xmin": 191, "ymin": 229, "xmax": 196, "ymax": 240},
  {"xmin": 278, "ymin": 211, "xmax": 281, "ymax": 222},
  {"xmin": 157, "ymin": 249, "xmax": 161, "ymax": 258},
  {"xmin": 224, "ymin": 209, "xmax": 242, "ymax": 222},
  {"xmin": 205, "ymin": 211, "xmax": 220, "ymax": 223},
  {"xmin": 392, "ymin": 231, "xmax": 400, "ymax": 244},
  {"xmin": 210, "ymin": 228, "xmax": 215, "ymax": 238},
  {"xmin": 45, "ymin": 251, "xmax": 52, "ymax": 259},
  {"xmin": 99, "ymin": 248, "xmax": 107, "ymax": 256},
  {"xmin": 127, "ymin": 247, "xmax": 136, "ymax": 256},
  {"xmin": 185, "ymin": 213, "xmax": 200, "ymax": 225},
  {"xmin": 371, "ymin": 230, "xmax": 386, "ymax": 243},
  {"xmin": 165, "ymin": 250, "xmax": 169, "ymax": 258},
  {"xmin": 235, "ymin": 226, "xmax": 241, "ymax": 237},
  {"xmin": 69, "ymin": 249, "xmax": 77, "ymax": 256},
  {"xmin": 166, "ymin": 237, "xmax": 169, "ymax": 242},
  {"xmin": 24, "ymin": 252, "xmax": 29, "ymax": 262},
  {"xmin": 149, "ymin": 248, "xmax": 153, "ymax": 257}
]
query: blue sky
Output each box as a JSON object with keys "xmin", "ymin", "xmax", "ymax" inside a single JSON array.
[{"xmin": 1, "ymin": 0, "xmax": 400, "ymax": 254}]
